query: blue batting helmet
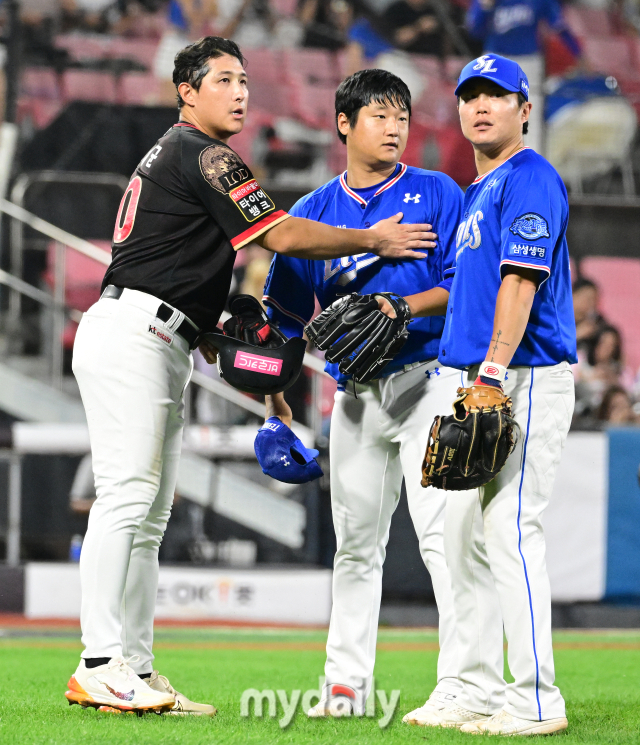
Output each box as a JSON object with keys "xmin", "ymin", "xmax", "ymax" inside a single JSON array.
[{"xmin": 254, "ymin": 417, "xmax": 323, "ymax": 484}]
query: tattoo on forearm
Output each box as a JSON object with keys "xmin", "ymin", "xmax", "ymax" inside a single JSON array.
[{"xmin": 489, "ymin": 330, "xmax": 510, "ymax": 361}]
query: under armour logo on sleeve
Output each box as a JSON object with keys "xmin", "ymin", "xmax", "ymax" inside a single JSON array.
[{"xmin": 403, "ymin": 193, "xmax": 421, "ymax": 203}]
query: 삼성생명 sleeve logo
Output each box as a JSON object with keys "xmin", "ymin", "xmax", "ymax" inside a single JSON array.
[{"xmin": 509, "ymin": 213, "xmax": 550, "ymax": 241}]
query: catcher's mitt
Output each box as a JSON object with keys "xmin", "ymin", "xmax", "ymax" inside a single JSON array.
[
  {"xmin": 421, "ymin": 384, "xmax": 520, "ymax": 491},
  {"xmin": 304, "ymin": 293, "xmax": 412, "ymax": 384}
]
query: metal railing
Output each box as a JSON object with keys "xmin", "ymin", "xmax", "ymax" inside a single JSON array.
[
  {"xmin": 0, "ymin": 196, "xmax": 329, "ymax": 565},
  {"xmin": 0, "ymin": 195, "xmax": 328, "ymax": 417}
]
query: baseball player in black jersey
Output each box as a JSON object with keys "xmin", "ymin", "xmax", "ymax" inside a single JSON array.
[{"xmin": 65, "ymin": 36, "xmax": 436, "ymax": 716}]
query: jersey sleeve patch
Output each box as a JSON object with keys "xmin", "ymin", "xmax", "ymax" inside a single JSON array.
[
  {"xmin": 507, "ymin": 242, "xmax": 547, "ymax": 261},
  {"xmin": 508, "ymin": 212, "xmax": 550, "ymax": 241},
  {"xmin": 199, "ymin": 144, "xmax": 277, "ymax": 223},
  {"xmin": 199, "ymin": 144, "xmax": 249, "ymax": 193}
]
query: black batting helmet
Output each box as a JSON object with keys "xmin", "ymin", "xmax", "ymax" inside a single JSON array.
[{"xmin": 202, "ymin": 295, "xmax": 306, "ymax": 396}]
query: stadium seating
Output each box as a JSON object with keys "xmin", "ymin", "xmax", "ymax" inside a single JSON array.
[
  {"xmin": 119, "ymin": 73, "xmax": 162, "ymax": 106},
  {"xmin": 291, "ymin": 80, "xmax": 337, "ymax": 130},
  {"xmin": 244, "ymin": 48, "xmax": 282, "ymax": 85},
  {"xmin": 282, "ymin": 48, "xmax": 340, "ymax": 86},
  {"xmin": 107, "ymin": 38, "xmax": 158, "ymax": 69},
  {"xmin": 22, "ymin": 68, "xmax": 59, "ymax": 99},
  {"xmin": 61, "ymin": 70, "xmax": 118, "ymax": 103},
  {"xmin": 581, "ymin": 37, "xmax": 638, "ymax": 83},
  {"xmin": 44, "ymin": 240, "xmax": 110, "ymax": 315},
  {"xmin": 55, "ymin": 33, "xmax": 114, "ymax": 62},
  {"xmin": 564, "ymin": 6, "xmax": 613, "ymax": 38},
  {"xmin": 579, "ymin": 257, "xmax": 640, "ymax": 374}
]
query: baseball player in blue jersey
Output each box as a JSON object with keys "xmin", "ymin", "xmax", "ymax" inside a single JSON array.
[
  {"xmin": 262, "ymin": 69, "xmax": 465, "ymax": 718},
  {"xmin": 402, "ymin": 55, "xmax": 577, "ymax": 735}
]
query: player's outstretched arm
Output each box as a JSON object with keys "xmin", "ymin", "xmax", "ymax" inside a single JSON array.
[
  {"xmin": 377, "ymin": 287, "xmax": 450, "ymax": 319},
  {"xmin": 256, "ymin": 213, "xmax": 436, "ymax": 260},
  {"xmin": 265, "ymin": 392, "xmax": 292, "ymax": 428},
  {"xmin": 484, "ymin": 266, "xmax": 539, "ymax": 369}
]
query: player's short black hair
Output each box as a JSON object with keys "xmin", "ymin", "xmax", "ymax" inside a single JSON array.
[
  {"xmin": 517, "ymin": 92, "xmax": 529, "ymax": 135},
  {"xmin": 335, "ymin": 69, "xmax": 411, "ymax": 145},
  {"xmin": 173, "ymin": 36, "xmax": 246, "ymax": 110}
]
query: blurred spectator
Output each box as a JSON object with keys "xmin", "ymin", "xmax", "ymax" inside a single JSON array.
[
  {"xmin": 573, "ymin": 277, "xmax": 607, "ymax": 354},
  {"xmin": 345, "ymin": 5, "xmax": 394, "ymax": 71},
  {"xmin": 153, "ymin": 0, "xmax": 218, "ymax": 103},
  {"xmin": 214, "ymin": 0, "xmax": 276, "ymax": 48},
  {"xmin": 574, "ymin": 324, "xmax": 624, "ymax": 416},
  {"xmin": 383, "ymin": 0, "xmax": 443, "ymax": 57},
  {"xmin": 597, "ymin": 385, "xmax": 640, "ymax": 424},
  {"xmin": 298, "ymin": 0, "xmax": 354, "ymax": 49},
  {"xmin": 466, "ymin": 0, "xmax": 582, "ymax": 154}
]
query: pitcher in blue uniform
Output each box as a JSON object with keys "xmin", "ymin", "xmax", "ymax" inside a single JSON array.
[
  {"xmin": 263, "ymin": 69, "xmax": 465, "ymax": 718},
  {"xmin": 402, "ymin": 55, "xmax": 576, "ymax": 736}
]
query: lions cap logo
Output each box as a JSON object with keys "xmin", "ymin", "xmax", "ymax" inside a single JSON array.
[{"xmin": 509, "ymin": 213, "xmax": 550, "ymax": 241}]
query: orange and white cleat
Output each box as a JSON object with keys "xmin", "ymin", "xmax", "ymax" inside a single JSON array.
[{"xmin": 65, "ymin": 657, "xmax": 175, "ymax": 714}]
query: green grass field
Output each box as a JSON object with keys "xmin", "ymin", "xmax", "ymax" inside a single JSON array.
[{"xmin": 2, "ymin": 624, "xmax": 640, "ymax": 744}]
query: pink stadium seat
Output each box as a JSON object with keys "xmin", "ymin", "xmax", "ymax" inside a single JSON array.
[
  {"xmin": 108, "ymin": 38, "xmax": 158, "ymax": 69},
  {"xmin": 29, "ymin": 98, "xmax": 64, "ymax": 129},
  {"xmin": 119, "ymin": 73, "xmax": 162, "ymax": 106},
  {"xmin": 21, "ymin": 68, "xmax": 59, "ymax": 99},
  {"xmin": 271, "ymin": 0, "xmax": 297, "ymax": 15},
  {"xmin": 412, "ymin": 54, "xmax": 442, "ymax": 79},
  {"xmin": 61, "ymin": 70, "xmax": 117, "ymax": 103},
  {"xmin": 55, "ymin": 34, "xmax": 112, "ymax": 61},
  {"xmin": 581, "ymin": 37, "xmax": 638, "ymax": 81},
  {"xmin": 444, "ymin": 56, "xmax": 469, "ymax": 82},
  {"xmin": 44, "ymin": 240, "xmax": 110, "ymax": 314},
  {"xmin": 244, "ymin": 48, "xmax": 283, "ymax": 85},
  {"xmin": 579, "ymin": 257, "xmax": 640, "ymax": 374},
  {"xmin": 292, "ymin": 82, "xmax": 336, "ymax": 129},
  {"xmin": 413, "ymin": 77, "xmax": 458, "ymax": 126},
  {"xmin": 282, "ymin": 48, "xmax": 337, "ymax": 85},
  {"xmin": 564, "ymin": 6, "xmax": 613, "ymax": 38},
  {"xmin": 246, "ymin": 79, "xmax": 295, "ymax": 118}
]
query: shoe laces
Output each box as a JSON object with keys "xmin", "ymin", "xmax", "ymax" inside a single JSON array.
[
  {"xmin": 155, "ymin": 673, "xmax": 177, "ymax": 696},
  {"xmin": 106, "ymin": 655, "xmax": 140, "ymax": 680}
]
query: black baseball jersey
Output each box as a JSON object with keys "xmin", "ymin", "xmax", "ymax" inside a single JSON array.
[{"xmin": 103, "ymin": 122, "xmax": 289, "ymax": 331}]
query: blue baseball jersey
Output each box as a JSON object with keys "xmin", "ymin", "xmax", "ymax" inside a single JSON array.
[
  {"xmin": 439, "ymin": 148, "xmax": 577, "ymax": 370},
  {"xmin": 263, "ymin": 163, "xmax": 464, "ymax": 385},
  {"xmin": 467, "ymin": 0, "xmax": 575, "ymax": 56}
]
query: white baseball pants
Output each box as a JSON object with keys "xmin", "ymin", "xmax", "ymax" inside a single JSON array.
[
  {"xmin": 445, "ymin": 362, "xmax": 574, "ymax": 721},
  {"xmin": 72, "ymin": 289, "xmax": 193, "ymax": 674},
  {"xmin": 325, "ymin": 361, "xmax": 461, "ymax": 712}
]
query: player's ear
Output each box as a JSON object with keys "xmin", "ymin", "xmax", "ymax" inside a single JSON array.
[
  {"xmin": 178, "ymin": 81, "xmax": 195, "ymax": 108},
  {"xmin": 337, "ymin": 112, "xmax": 350, "ymax": 138},
  {"xmin": 521, "ymin": 101, "xmax": 532, "ymax": 124}
]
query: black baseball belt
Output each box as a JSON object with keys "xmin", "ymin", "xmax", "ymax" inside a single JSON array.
[{"xmin": 101, "ymin": 285, "xmax": 201, "ymax": 349}]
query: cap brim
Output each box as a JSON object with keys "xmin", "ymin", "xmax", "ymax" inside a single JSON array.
[{"xmin": 454, "ymin": 75, "xmax": 521, "ymax": 97}]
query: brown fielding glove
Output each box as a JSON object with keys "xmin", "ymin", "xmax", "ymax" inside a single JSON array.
[{"xmin": 421, "ymin": 384, "xmax": 520, "ymax": 491}]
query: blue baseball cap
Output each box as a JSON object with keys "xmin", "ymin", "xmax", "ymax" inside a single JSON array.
[{"xmin": 455, "ymin": 55, "xmax": 530, "ymax": 100}]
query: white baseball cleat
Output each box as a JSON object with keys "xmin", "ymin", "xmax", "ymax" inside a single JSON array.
[
  {"xmin": 459, "ymin": 708, "xmax": 568, "ymax": 736},
  {"xmin": 403, "ymin": 698, "xmax": 491, "ymax": 729},
  {"xmin": 403, "ymin": 690, "xmax": 459, "ymax": 724},
  {"xmin": 65, "ymin": 657, "xmax": 175, "ymax": 713},
  {"xmin": 308, "ymin": 696, "xmax": 354, "ymax": 717},
  {"xmin": 147, "ymin": 670, "xmax": 217, "ymax": 716}
]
